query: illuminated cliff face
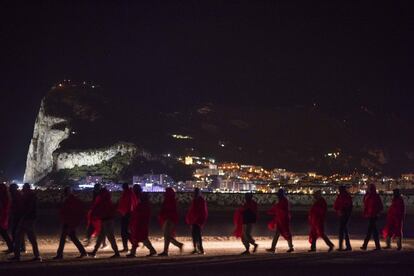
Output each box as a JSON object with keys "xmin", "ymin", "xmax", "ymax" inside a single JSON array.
[{"xmin": 23, "ymin": 100, "xmax": 70, "ymax": 184}]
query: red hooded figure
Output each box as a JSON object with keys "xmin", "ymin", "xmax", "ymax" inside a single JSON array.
[
  {"xmin": 186, "ymin": 194, "xmax": 208, "ymax": 227},
  {"xmin": 90, "ymin": 188, "xmax": 116, "ymax": 221},
  {"xmin": 363, "ymin": 184, "xmax": 383, "ymax": 218},
  {"xmin": 267, "ymin": 195, "xmax": 292, "ymax": 240},
  {"xmin": 118, "ymin": 186, "xmax": 138, "ymax": 216},
  {"xmin": 129, "ymin": 193, "xmax": 151, "ymax": 245},
  {"xmin": 333, "ymin": 188, "xmax": 353, "ymax": 216},
  {"xmin": 59, "ymin": 193, "xmax": 86, "ymax": 230},
  {"xmin": 233, "ymin": 197, "xmax": 258, "ymax": 238},
  {"xmin": 159, "ymin": 187, "xmax": 179, "ymax": 227},
  {"xmin": 382, "ymin": 194, "xmax": 405, "ymax": 239},
  {"xmin": 0, "ymin": 183, "xmax": 10, "ymax": 230},
  {"xmin": 308, "ymin": 196, "xmax": 327, "ymax": 243}
]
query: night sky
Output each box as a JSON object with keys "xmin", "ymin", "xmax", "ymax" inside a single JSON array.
[{"xmin": 1, "ymin": 1, "xmax": 413, "ymax": 179}]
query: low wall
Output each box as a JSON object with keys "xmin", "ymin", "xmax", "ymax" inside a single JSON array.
[{"xmin": 36, "ymin": 190, "xmax": 414, "ymax": 208}]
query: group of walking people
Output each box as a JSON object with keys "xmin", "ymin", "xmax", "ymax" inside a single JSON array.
[{"xmin": 0, "ymin": 182, "xmax": 406, "ymax": 262}]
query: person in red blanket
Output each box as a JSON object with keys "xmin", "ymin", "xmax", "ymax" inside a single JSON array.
[
  {"xmin": 8, "ymin": 183, "xmax": 25, "ymax": 254},
  {"xmin": 10, "ymin": 183, "xmax": 41, "ymax": 261},
  {"xmin": 361, "ymin": 184, "xmax": 383, "ymax": 251},
  {"xmin": 127, "ymin": 192, "xmax": 157, "ymax": 258},
  {"xmin": 53, "ymin": 187, "xmax": 87, "ymax": 259},
  {"xmin": 117, "ymin": 183, "xmax": 137, "ymax": 252},
  {"xmin": 234, "ymin": 193, "xmax": 258, "ymax": 255},
  {"xmin": 88, "ymin": 188, "xmax": 120, "ymax": 258},
  {"xmin": 308, "ymin": 190, "xmax": 334, "ymax": 252},
  {"xmin": 383, "ymin": 189, "xmax": 405, "ymax": 250},
  {"xmin": 186, "ymin": 188, "xmax": 208, "ymax": 255},
  {"xmin": 0, "ymin": 183, "xmax": 13, "ymax": 253},
  {"xmin": 85, "ymin": 183, "xmax": 107, "ymax": 249},
  {"xmin": 333, "ymin": 185, "xmax": 353, "ymax": 251},
  {"xmin": 158, "ymin": 187, "xmax": 183, "ymax": 256},
  {"xmin": 266, "ymin": 189, "xmax": 294, "ymax": 253}
]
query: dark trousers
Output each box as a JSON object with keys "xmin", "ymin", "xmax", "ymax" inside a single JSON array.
[
  {"xmin": 14, "ymin": 219, "xmax": 39, "ymax": 258},
  {"xmin": 191, "ymin": 224, "xmax": 204, "ymax": 252},
  {"xmin": 242, "ymin": 223, "xmax": 256, "ymax": 251},
  {"xmin": 0, "ymin": 227, "xmax": 13, "ymax": 251},
  {"xmin": 86, "ymin": 222, "xmax": 106, "ymax": 246},
  {"xmin": 362, "ymin": 217, "xmax": 380, "ymax": 249},
  {"xmin": 338, "ymin": 214, "xmax": 352, "ymax": 249},
  {"xmin": 162, "ymin": 220, "xmax": 183, "ymax": 253},
  {"xmin": 310, "ymin": 234, "xmax": 334, "ymax": 250},
  {"xmin": 11, "ymin": 216, "xmax": 25, "ymax": 251},
  {"xmin": 93, "ymin": 219, "xmax": 119, "ymax": 254},
  {"xmin": 56, "ymin": 225, "xmax": 86, "ymax": 257},
  {"xmin": 271, "ymin": 230, "xmax": 293, "ymax": 250},
  {"xmin": 121, "ymin": 214, "xmax": 130, "ymax": 250}
]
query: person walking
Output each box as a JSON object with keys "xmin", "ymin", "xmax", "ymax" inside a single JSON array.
[
  {"xmin": 117, "ymin": 183, "xmax": 137, "ymax": 253},
  {"xmin": 8, "ymin": 183, "xmax": 25, "ymax": 254},
  {"xmin": 9, "ymin": 183, "xmax": 41, "ymax": 261},
  {"xmin": 266, "ymin": 189, "xmax": 294, "ymax": 253},
  {"xmin": 382, "ymin": 189, "xmax": 405, "ymax": 250},
  {"xmin": 53, "ymin": 187, "xmax": 87, "ymax": 259},
  {"xmin": 308, "ymin": 190, "xmax": 334, "ymax": 252},
  {"xmin": 85, "ymin": 183, "xmax": 107, "ymax": 248},
  {"xmin": 333, "ymin": 185, "xmax": 353, "ymax": 251},
  {"xmin": 234, "ymin": 193, "xmax": 258, "ymax": 255},
  {"xmin": 88, "ymin": 188, "xmax": 120, "ymax": 258},
  {"xmin": 0, "ymin": 183, "xmax": 13, "ymax": 253},
  {"xmin": 361, "ymin": 184, "xmax": 383, "ymax": 251},
  {"xmin": 185, "ymin": 188, "xmax": 208, "ymax": 255},
  {"xmin": 158, "ymin": 187, "xmax": 183, "ymax": 256},
  {"xmin": 127, "ymin": 192, "xmax": 157, "ymax": 257}
]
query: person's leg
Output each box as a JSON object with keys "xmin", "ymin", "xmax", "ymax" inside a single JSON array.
[
  {"xmin": 12, "ymin": 217, "xmax": 25, "ymax": 252},
  {"xmin": 245, "ymin": 224, "xmax": 257, "ymax": 249},
  {"xmin": 55, "ymin": 225, "xmax": 68, "ymax": 258},
  {"xmin": 121, "ymin": 214, "xmax": 130, "ymax": 251},
  {"xmin": 241, "ymin": 224, "xmax": 250, "ymax": 252},
  {"xmin": 143, "ymin": 238, "xmax": 157, "ymax": 255},
  {"xmin": 372, "ymin": 217, "xmax": 381, "ymax": 250},
  {"xmin": 322, "ymin": 234, "xmax": 334, "ymax": 251},
  {"xmin": 361, "ymin": 218, "xmax": 374, "ymax": 249},
  {"xmin": 105, "ymin": 220, "xmax": 120, "ymax": 256},
  {"xmin": 309, "ymin": 238, "xmax": 317, "ymax": 251},
  {"xmin": 91, "ymin": 224, "xmax": 106, "ymax": 255},
  {"xmin": 338, "ymin": 216, "xmax": 345, "ymax": 250},
  {"xmin": 191, "ymin": 224, "xmax": 197, "ymax": 252},
  {"xmin": 270, "ymin": 230, "xmax": 280, "ymax": 250},
  {"xmin": 196, "ymin": 225, "xmax": 204, "ymax": 253},
  {"xmin": 385, "ymin": 235, "xmax": 391, "ymax": 249},
  {"xmin": 396, "ymin": 236, "xmax": 402, "ymax": 250},
  {"xmin": 0, "ymin": 227, "xmax": 13, "ymax": 251},
  {"xmin": 343, "ymin": 215, "xmax": 352, "ymax": 250},
  {"xmin": 69, "ymin": 229, "xmax": 87, "ymax": 256},
  {"xmin": 287, "ymin": 237, "xmax": 294, "ymax": 252},
  {"xmin": 25, "ymin": 220, "xmax": 40, "ymax": 258},
  {"xmin": 12, "ymin": 221, "xmax": 25, "ymax": 259},
  {"xmin": 162, "ymin": 221, "xmax": 171, "ymax": 254}
]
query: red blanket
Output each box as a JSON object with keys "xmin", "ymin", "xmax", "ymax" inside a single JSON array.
[
  {"xmin": 233, "ymin": 200, "xmax": 258, "ymax": 238},
  {"xmin": 0, "ymin": 184, "xmax": 10, "ymax": 230},
  {"xmin": 333, "ymin": 192, "xmax": 353, "ymax": 215},
  {"xmin": 363, "ymin": 187, "xmax": 383, "ymax": 218},
  {"xmin": 382, "ymin": 197, "xmax": 405, "ymax": 238},
  {"xmin": 308, "ymin": 198, "xmax": 327, "ymax": 243},
  {"xmin": 267, "ymin": 196, "xmax": 292, "ymax": 239},
  {"xmin": 90, "ymin": 189, "xmax": 116, "ymax": 220},
  {"xmin": 158, "ymin": 188, "xmax": 179, "ymax": 226},
  {"xmin": 60, "ymin": 194, "xmax": 86, "ymax": 229},
  {"xmin": 129, "ymin": 200, "xmax": 151, "ymax": 246},
  {"xmin": 186, "ymin": 196, "xmax": 208, "ymax": 227},
  {"xmin": 118, "ymin": 188, "xmax": 137, "ymax": 216}
]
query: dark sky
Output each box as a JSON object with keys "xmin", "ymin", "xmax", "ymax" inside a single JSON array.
[{"xmin": 1, "ymin": 0, "xmax": 413, "ymax": 179}]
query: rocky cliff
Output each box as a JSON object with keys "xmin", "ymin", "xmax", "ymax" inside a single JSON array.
[{"xmin": 23, "ymin": 100, "xmax": 70, "ymax": 183}]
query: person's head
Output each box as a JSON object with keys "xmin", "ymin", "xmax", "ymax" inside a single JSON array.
[
  {"xmin": 393, "ymin": 188, "xmax": 401, "ymax": 198},
  {"xmin": 245, "ymin": 193, "xmax": 253, "ymax": 202},
  {"xmin": 63, "ymin": 186, "xmax": 72, "ymax": 197},
  {"xmin": 276, "ymin": 188, "xmax": 285, "ymax": 199},
  {"xmin": 122, "ymin": 183, "xmax": 129, "ymax": 191},
  {"xmin": 368, "ymin": 183, "xmax": 377, "ymax": 194},
  {"xmin": 9, "ymin": 183, "xmax": 18, "ymax": 195},
  {"xmin": 93, "ymin": 183, "xmax": 101, "ymax": 192},
  {"xmin": 0, "ymin": 183, "xmax": 7, "ymax": 196},
  {"xmin": 132, "ymin": 184, "xmax": 142, "ymax": 196},
  {"xmin": 313, "ymin": 190, "xmax": 322, "ymax": 200},
  {"xmin": 23, "ymin": 183, "xmax": 31, "ymax": 192},
  {"xmin": 338, "ymin": 185, "xmax": 347, "ymax": 194},
  {"xmin": 193, "ymin": 187, "xmax": 201, "ymax": 198}
]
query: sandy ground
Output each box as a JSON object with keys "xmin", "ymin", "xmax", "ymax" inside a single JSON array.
[{"xmin": 1, "ymin": 208, "xmax": 414, "ymax": 275}]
